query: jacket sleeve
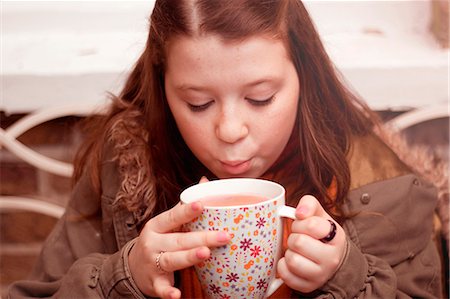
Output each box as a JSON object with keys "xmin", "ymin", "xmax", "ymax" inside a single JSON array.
[
  {"xmin": 8, "ymin": 221, "xmax": 144, "ymax": 298},
  {"xmin": 7, "ymin": 166, "xmax": 147, "ymax": 299},
  {"xmin": 318, "ymin": 175, "xmax": 443, "ymax": 299},
  {"xmin": 320, "ymin": 237, "xmax": 442, "ymax": 299}
]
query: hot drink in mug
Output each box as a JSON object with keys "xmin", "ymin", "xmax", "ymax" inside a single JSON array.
[{"xmin": 181, "ymin": 178, "xmax": 296, "ymax": 298}]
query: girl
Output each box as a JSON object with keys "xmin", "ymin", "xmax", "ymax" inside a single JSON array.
[{"xmin": 9, "ymin": 0, "xmax": 443, "ymax": 298}]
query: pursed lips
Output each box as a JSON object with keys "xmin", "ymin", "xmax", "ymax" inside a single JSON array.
[
  {"xmin": 219, "ymin": 159, "xmax": 252, "ymax": 175},
  {"xmin": 221, "ymin": 160, "xmax": 249, "ymax": 166}
]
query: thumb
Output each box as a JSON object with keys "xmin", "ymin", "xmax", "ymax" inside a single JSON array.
[
  {"xmin": 295, "ymin": 195, "xmax": 329, "ymax": 220},
  {"xmin": 199, "ymin": 176, "xmax": 209, "ymax": 184}
]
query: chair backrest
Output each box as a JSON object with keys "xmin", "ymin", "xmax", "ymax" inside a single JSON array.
[{"xmin": 0, "ymin": 103, "xmax": 108, "ymax": 215}]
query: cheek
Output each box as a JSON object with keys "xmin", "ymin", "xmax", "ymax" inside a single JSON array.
[
  {"xmin": 271, "ymin": 98, "xmax": 298, "ymax": 130},
  {"xmin": 167, "ymin": 99, "xmax": 201, "ymax": 141},
  {"xmin": 273, "ymin": 113, "xmax": 296, "ymax": 141},
  {"xmin": 173, "ymin": 114, "xmax": 211, "ymax": 152},
  {"xmin": 260, "ymin": 100, "xmax": 298, "ymax": 150},
  {"xmin": 176, "ymin": 117, "xmax": 202, "ymax": 142}
]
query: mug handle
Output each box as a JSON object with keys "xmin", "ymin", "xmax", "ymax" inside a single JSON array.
[{"xmin": 265, "ymin": 205, "xmax": 297, "ymax": 297}]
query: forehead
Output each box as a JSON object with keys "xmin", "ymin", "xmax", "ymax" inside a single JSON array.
[{"xmin": 164, "ymin": 34, "xmax": 293, "ymax": 86}]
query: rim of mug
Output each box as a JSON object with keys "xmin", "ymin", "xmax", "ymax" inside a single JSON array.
[{"xmin": 180, "ymin": 178, "xmax": 285, "ymax": 209}]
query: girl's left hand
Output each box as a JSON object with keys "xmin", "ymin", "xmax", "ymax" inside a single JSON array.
[{"xmin": 277, "ymin": 195, "xmax": 347, "ymax": 293}]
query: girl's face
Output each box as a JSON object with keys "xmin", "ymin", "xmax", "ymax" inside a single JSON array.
[{"xmin": 165, "ymin": 35, "xmax": 299, "ymax": 178}]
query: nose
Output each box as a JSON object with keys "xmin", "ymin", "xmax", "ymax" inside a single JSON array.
[{"xmin": 215, "ymin": 111, "xmax": 249, "ymax": 144}]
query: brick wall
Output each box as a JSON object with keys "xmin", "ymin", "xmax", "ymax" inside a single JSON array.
[{"xmin": 0, "ymin": 116, "xmax": 81, "ymax": 297}]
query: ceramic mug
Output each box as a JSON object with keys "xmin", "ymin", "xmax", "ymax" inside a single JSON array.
[{"xmin": 181, "ymin": 178, "xmax": 296, "ymax": 299}]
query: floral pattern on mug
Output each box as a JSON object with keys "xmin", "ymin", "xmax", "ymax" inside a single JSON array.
[{"xmin": 187, "ymin": 200, "xmax": 281, "ymax": 299}]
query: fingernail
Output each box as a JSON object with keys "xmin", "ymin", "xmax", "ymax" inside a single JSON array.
[
  {"xmin": 168, "ymin": 290, "xmax": 178, "ymax": 299},
  {"xmin": 196, "ymin": 247, "xmax": 210, "ymax": 259},
  {"xmin": 296, "ymin": 206, "xmax": 308, "ymax": 216},
  {"xmin": 217, "ymin": 231, "xmax": 230, "ymax": 242},
  {"xmin": 191, "ymin": 201, "xmax": 202, "ymax": 212}
]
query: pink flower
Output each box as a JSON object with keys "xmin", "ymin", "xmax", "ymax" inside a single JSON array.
[
  {"xmin": 257, "ymin": 278, "xmax": 268, "ymax": 290},
  {"xmin": 240, "ymin": 238, "xmax": 253, "ymax": 250},
  {"xmin": 256, "ymin": 217, "xmax": 266, "ymax": 229},
  {"xmin": 209, "ymin": 284, "xmax": 222, "ymax": 294},
  {"xmin": 226, "ymin": 273, "xmax": 239, "ymax": 282},
  {"xmin": 250, "ymin": 245, "xmax": 262, "ymax": 258}
]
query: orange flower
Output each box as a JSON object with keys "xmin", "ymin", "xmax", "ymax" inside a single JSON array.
[
  {"xmin": 249, "ymin": 286, "xmax": 255, "ymax": 292},
  {"xmin": 209, "ymin": 221, "xmax": 214, "ymax": 226},
  {"xmin": 255, "ymin": 213, "xmax": 260, "ymax": 218},
  {"xmin": 244, "ymin": 260, "xmax": 254, "ymax": 270},
  {"xmin": 268, "ymin": 212, "xmax": 272, "ymax": 218},
  {"xmin": 216, "ymin": 268, "xmax": 223, "ymax": 273},
  {"xmin": 253, "ymin": 230, "xmax": 259, "ymax": 236},
  {"xmin": 231, "ymin": 244, "xmax": 238, "ymax": 250},
  {"xmin": 272, "ymin": 229, "xmax": 277, "ymax": 235},
  {"xmin": 234, "ymin": 214, "xmax": 244, "ymax": 224},
  {"xmin": 248, "ymin": 276, "xmax": 253, "ymax": 281},
  {"xmin": 223, "ymin": 282, "xmax": 230, "ymax": 287}
]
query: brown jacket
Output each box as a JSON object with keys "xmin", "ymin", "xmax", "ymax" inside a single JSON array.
[{"xmin": 8, "ymin": 133, "xmax": 443, "ymax": 298}]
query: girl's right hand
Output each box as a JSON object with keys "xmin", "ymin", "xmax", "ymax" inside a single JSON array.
[{"xmin": 128, "ymin": 200, "xmax": 231, "ymax": 299}]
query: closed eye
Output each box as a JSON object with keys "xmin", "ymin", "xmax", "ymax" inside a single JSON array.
[
  {"xmin": 188, "ymin": 101, "xmax": 214, "ymax": 112},
  {"xmin": 245, "ymin": 94, "xmax": 276, "ymax": 106}
]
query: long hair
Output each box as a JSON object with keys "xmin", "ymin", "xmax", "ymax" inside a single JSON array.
[{"xmin": 74, "ymin": 0, "xmax": 380, "ymax": 222}]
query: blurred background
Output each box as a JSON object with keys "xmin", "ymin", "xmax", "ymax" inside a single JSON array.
[{"xmin": 1, "ymin": 1, "xmax": 449, "ymax": 297}]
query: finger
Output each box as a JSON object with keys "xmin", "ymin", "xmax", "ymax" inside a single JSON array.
[
  {"xmin": 286, "ymin": 232, "xmax": 331, "ymax": 263},
  {"xmin": 147, "ymin": 201, "xmax": 203, "ymax": 233},
  {"xmin": 156, "ymin": 230, "xmax": 231, "ymax": 252},
  {"xmin": 291, "ymin": 216, "xmax": 335, "ymax": 241},
  {"xmin": 199, "ymin": 176, "xmax": 209, "ymax": 183},
  {"xmin": 152, "ymin": 277, "xmax": 180, "ymax": 299},
  {"xmin": 295, "ymin": 195, "xmax": 329, "ymax": 220},
  {"xmin": 292, "ymin": 217, "xmax": 344, "ymax": 249},
  {"xmin": 277, "ymin": 257, "xmax": 317, "ymax": 294},
  {"xmin": 287, "ymin": 230, "xmax": 346, "ymax": 276},
  {"xmin": 159, "ymin": 246, "xmax": 212, "ymax": 272},
  {"xmin": 284, "ymin": 249, "xmax": 322, "ymax": 279}
]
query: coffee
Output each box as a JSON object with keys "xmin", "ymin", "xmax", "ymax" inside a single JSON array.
[{"xmin": 199, "ymin": 194, "xmax": 268, "ymax": 207}]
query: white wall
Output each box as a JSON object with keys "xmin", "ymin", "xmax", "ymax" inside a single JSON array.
[{"xmin": 1, "ymin": 1, "xmax": 448, "ymax": 114}]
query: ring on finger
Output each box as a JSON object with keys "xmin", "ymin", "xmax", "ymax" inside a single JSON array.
[
  {"xmin": 155, "ymin": 251, "xmax": 168, "ymax": 273},
  {"xmin": 320, "ymin": 220, "xmax": 337, "ymax": 243}
]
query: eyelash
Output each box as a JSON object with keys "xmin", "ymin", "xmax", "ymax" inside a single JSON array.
[
  {"xmin": 187, "ymin": 94, "xmax": 276, "ymax": 112},
  {"xmin": 245, "ymin": 94, "xmax": 276, "ymax": 106},
  {"xmin": 188, "ymin": 101, "xmax": 214, "ymax": 112}
]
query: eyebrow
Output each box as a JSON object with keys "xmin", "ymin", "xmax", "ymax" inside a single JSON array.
[
  {"xmin": 175, "ymin": 84, "xmax": 207, "ymax": 92},
  {"xmin": 174, "ymin": 77, "xmax": 277, "ymax": 91}
]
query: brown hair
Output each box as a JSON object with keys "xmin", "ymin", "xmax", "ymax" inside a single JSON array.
[{"xmin": 74, "ymin": 0, "xmax": 380, "ymax": 222}]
